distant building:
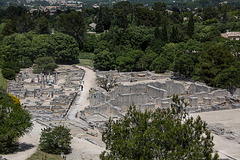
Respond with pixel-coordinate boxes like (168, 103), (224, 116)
(93, 4), (100, 8)
(89, 23), (96, 30)
(221, 31), (240, 40)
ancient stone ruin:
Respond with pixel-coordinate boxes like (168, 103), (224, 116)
(8, 65), (85, 120)
(81, 70), (240, 130)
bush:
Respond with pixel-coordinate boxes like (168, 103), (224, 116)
(39, 125), (72, 155)
(2, 68), (16, 80)
(0, 91), (33, 154)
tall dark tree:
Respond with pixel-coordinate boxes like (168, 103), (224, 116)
(202, 6), (218, 21)
(102, 7), (113, 30)
(170, 26), (181, 43)
(161, 25), (168, 42)
(187, 14), (194, 38)
(36, 16), (49, 34)
(154, 26), (161, 39)
(57, 12), (85, 49)
(152, 2), (166, 12)
(135, 7), (155, 27)
(96, 7), (104, 33)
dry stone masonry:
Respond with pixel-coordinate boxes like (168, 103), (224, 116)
(81, 70), (240, 128)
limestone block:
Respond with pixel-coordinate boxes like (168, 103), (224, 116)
(147, 85), (166, 99)
(189, 97), (198, 106)
(203, 97), (212, 105)
(193, 92), (209, 101)
(217, 96), (225, 103)
(211, 89), (229, 98)
(149, 82), (167, 90)
(188, 83), (212, 94)
(233, 88), (240, 97)
(161, 101), (170, 109)
(166, 81), (185, 96)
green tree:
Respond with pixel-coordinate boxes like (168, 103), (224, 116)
(137, 49), (158, 70)
(150, 56), (170, 73)
(194, 25), (220, 42)
(51, 33), (79, 64)
(152, 2), (166, 12)
(2, 19), (17, 36)
(173, 54), (195, 77)
(31, 34), (56, 59)
(135, 7), (155, 27)
(195, 45), (236, 87)
(100, 95), (219, 160)
(187, 14), (194, 38)
(33, 57), (58, 74)
(170, 26), (182, 43)
(2, 68), (16, 80)
(36, 16), (49, 34)
(0, 91), (33, 154)
(202, 6), (218, 21)
(94, 50), (116, 71)
(121, 26), (153, 50)
(39, 125), (72, 154)
(160, 25), (168, 42)
(96, 7), (104, 33)
(215, 65), (240, 91)
(57, 12), (85, 48)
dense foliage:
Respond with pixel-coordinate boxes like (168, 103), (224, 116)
(0, 90), (33, 154)
(33, 57), (58, 74)
(0, 2), (240, 88)
(100, 95), (219, 160)
(39, 125), (72, 155)
(2, 68), (16, 80)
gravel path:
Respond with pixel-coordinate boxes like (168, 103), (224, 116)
(66, 66), (104, 160)
(68, 66), (96, 120)
(1, 122), (44, 160)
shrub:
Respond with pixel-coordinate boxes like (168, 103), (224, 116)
(39, 125), (72, 155)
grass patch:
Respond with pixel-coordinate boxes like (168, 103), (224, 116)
(79, 52), (94, 59)
(0, 69), (8, 91)
(26, 149), (64, 160)
(78, 59), (94, 67)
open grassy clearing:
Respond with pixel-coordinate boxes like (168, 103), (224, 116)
(78, 59), (94, 67)
(79, 52), (94, 59)
(26, 149), (63, 160)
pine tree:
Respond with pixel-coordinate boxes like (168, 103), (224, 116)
(100, 95), (219, 160)
(96, 7), (104, 33)
(170, 25), (181, 43)
(154, 26), (161, 39)
(161, 25), (168, 42)
(187, 14), (194, 38)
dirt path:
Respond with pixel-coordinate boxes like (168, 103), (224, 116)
(1, 122), (44, 160)
(68, 66), (96, 119)
(67, 66), (104, 160)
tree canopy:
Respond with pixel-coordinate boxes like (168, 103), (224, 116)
(101, 95), (219, 160)
(33, 57), (58, 74)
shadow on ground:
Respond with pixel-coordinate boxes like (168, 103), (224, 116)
(17, 143), (35, 152)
